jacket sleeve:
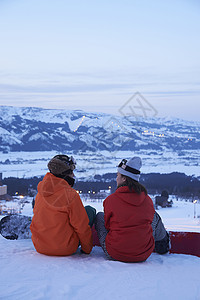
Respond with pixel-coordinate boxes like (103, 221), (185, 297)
(151, 211), (170, 254)
(69, 193), (93, 254)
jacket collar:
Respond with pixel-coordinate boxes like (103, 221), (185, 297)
(116, 185), (132, 193)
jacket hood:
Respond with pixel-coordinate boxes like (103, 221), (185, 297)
(36, 172), (77, 209)
(115, 185), (146, 206)
(37, 173), (69, 197)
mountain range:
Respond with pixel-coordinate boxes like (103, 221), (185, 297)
(0, 106), (199, 154)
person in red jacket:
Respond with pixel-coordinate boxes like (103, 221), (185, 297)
(30, 154), (96, 256)
(95, 157), (169, 262)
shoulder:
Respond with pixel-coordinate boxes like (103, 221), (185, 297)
(105, 190), (117, 200)
(64, 185), (80, 199)
(146, 194), (154, 204)
(103, 190), (119, 207)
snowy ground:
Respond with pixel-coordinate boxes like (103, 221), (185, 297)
(0, 198), (200, 300)
(0, 150), (199, 179)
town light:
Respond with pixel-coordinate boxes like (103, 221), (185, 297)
(193, 200), (198, 218)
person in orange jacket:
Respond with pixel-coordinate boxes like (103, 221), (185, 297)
(30, 154), (95, 256)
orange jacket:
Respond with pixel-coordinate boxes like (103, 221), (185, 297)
(30, 173), (92, 256)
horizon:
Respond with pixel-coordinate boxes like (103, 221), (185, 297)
(0, 103), (199, 123)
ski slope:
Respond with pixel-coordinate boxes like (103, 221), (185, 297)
(0, 198), (200, 300)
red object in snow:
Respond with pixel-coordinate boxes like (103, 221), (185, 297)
(92, 226), (200, 258)
(169, 231), (200, 257)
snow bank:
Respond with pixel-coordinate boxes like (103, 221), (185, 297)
(0, 235), (200, 300)
(1, 198), (200, 299)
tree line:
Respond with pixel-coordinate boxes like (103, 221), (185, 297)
(2, 172), (200, 199)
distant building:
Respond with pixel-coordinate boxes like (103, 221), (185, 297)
(0, 173), (7, 195)
(0, 185), (7, 196)
(0, 172), (11, 200)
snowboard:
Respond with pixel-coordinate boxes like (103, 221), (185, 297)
(1, 214), (200, 258)
(169, 231), (200, 257)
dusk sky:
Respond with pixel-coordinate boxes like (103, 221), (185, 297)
(0, 0), (199, 121)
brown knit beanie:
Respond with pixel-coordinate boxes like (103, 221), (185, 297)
(47, 155), (76, 176)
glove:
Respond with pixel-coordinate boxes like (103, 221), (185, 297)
(80, 249), (89, 255)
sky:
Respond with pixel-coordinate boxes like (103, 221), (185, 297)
(0, 0), (200, 121)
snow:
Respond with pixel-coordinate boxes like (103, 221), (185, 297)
(1, 150), (200, 179)
(1, 106), (200, 178)
(67, 116), (86, 132)
(1, 238), (200, 300)
(0, 128), (22, 145)
(0, 198), (200, 300)
(28, 133), (49, 142)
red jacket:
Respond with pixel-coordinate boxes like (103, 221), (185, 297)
(30, 173), (92, 256)
(103, 186), (155, 262)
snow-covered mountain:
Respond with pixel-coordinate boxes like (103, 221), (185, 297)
(0, 106), (199, 154)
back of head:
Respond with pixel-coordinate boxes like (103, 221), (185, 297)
(117, 157), (142, 182)
(48, 154), (76, 177)
(117, 156), (147, 194)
